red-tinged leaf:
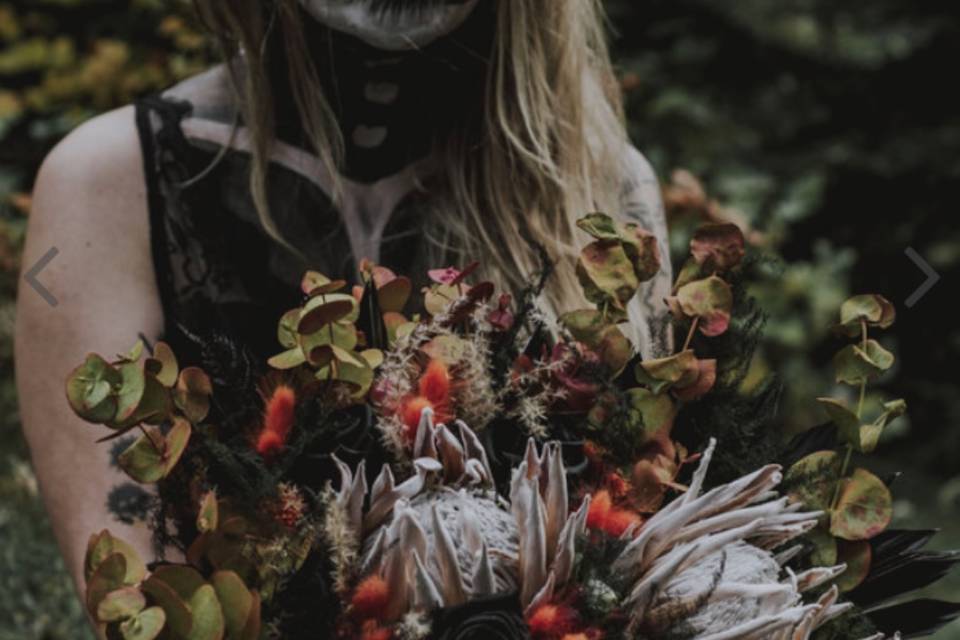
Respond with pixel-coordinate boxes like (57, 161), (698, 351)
(635, 350), (700, 394)
(298, 298), (356, 334)
(836, 539), (873, 592)
(831, 467), (893, 541)
(149, 565), (206, 601)
(576, 212), (620, 240)
(450, 261), (480, 285)
(626, 387), (677, 442)
(277, 309), (300, 349)
(784, 450), (842, 513)
(211, 571), (253, 639)
(671, 275), (733, 337)
(673, 359), (717, 401)
(376, 275), (412, 313)
(241, 591), (261, 640)
(690, 223), (745, 271)
(631, 459), (669, 513)
(673, 257), (704, 292)
(119, 606), (165, 640)
(423, 283), (459, 316)
(560, 309), (607, 346)
(146, 342), (179, 388)
(301, 271), (345, 296)
(267, 347), (306, 370)
(837, 294), (896, 337)
(97, 586), (146, 622)
(86, 553), (127, 616)
(817, 397), (862, 450)
(620, 222), (662, 282)
(84, 530), (147, 586)
(115, 362), (147, 423)
(141, 575), (192, 638)
(428, 262), (479, 286)
(187, 585), (225, 640)
(808, 527), (839, 567)
(197, 490), (218, 533)
(175, 367), (212, 422)
(833, 340), (895, 385)
(577, 240), (640, 308)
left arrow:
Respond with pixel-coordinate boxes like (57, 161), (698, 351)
(23, 246), (60, 307)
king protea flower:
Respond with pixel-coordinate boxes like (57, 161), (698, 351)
(334, 412), (889, 639)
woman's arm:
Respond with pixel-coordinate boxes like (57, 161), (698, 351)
(14, 105), (164, 594)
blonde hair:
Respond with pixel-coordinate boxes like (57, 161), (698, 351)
(193, 0), (628, 315)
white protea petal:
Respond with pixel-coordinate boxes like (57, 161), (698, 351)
(519, 478), (548, 607)
(523, 438), (541, 479)
(456, 420), (493, 484)
(411, 550), (444, 611)
(382, 542), (410, 620)
(435, 423), (466, 482)
(362, 456), (442, 531)
(333, 455), (367, 534)
(413, 406), (438, 459)
(394, 505), (429, 563)
(684, 437), (717, 503)
(525, 570), (556, 617)
(459, 504), (484, 556)
(551, 496), (590, 587)
(346, 422), (848, 638)
(792, 564), (847, 592)
(371, 463), (395, 505)
(360, 526), (387, 577)
(463, 458), (487, 485)
(471, 542), (496, 597)
(775, 544), (805, 566)
(431, 505), (467, 606)
(543, 442), (568, 561)
(695, 604), (819, 640)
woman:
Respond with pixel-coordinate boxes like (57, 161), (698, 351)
(15, 0), (671, 598)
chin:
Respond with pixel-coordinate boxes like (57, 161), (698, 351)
(299, 0), (482, 50)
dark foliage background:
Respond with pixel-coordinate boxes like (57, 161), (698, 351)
(1, 1), (957, 637)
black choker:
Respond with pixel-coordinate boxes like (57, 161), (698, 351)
(269, 2), (494, 183)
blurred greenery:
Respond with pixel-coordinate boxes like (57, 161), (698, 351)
(1, 0), (958, 638)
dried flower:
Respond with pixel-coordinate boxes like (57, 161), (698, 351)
(256, 385), (296, 458)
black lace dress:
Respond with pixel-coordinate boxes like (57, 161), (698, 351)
(135, 5), (671, 366)
(135, 7), (494, 363)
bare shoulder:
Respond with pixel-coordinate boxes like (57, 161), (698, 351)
(33, 105), (144, 227)
(23, 103), (160, 325)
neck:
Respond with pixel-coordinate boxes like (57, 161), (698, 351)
(271, 3), (494, 184)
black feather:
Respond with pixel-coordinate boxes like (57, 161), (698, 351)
(866, 599), (960, 638)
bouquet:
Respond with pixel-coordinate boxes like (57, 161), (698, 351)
(66, 213), (958, 639)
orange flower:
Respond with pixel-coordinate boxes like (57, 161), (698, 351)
(398, 359), (455, 443)
(351, 576), (390, 621)
(587, 489), (642, 538)
(527, 603), (578, 639)
(418, 359), (451, 405)
(400, 396), (434, 443)
(255, 385), (296, 458)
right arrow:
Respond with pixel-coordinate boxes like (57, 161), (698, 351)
(904, 247), (940, 308)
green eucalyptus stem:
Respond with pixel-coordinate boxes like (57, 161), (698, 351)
(833, 318), (871, 509)
(682, 316), (700, 351)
